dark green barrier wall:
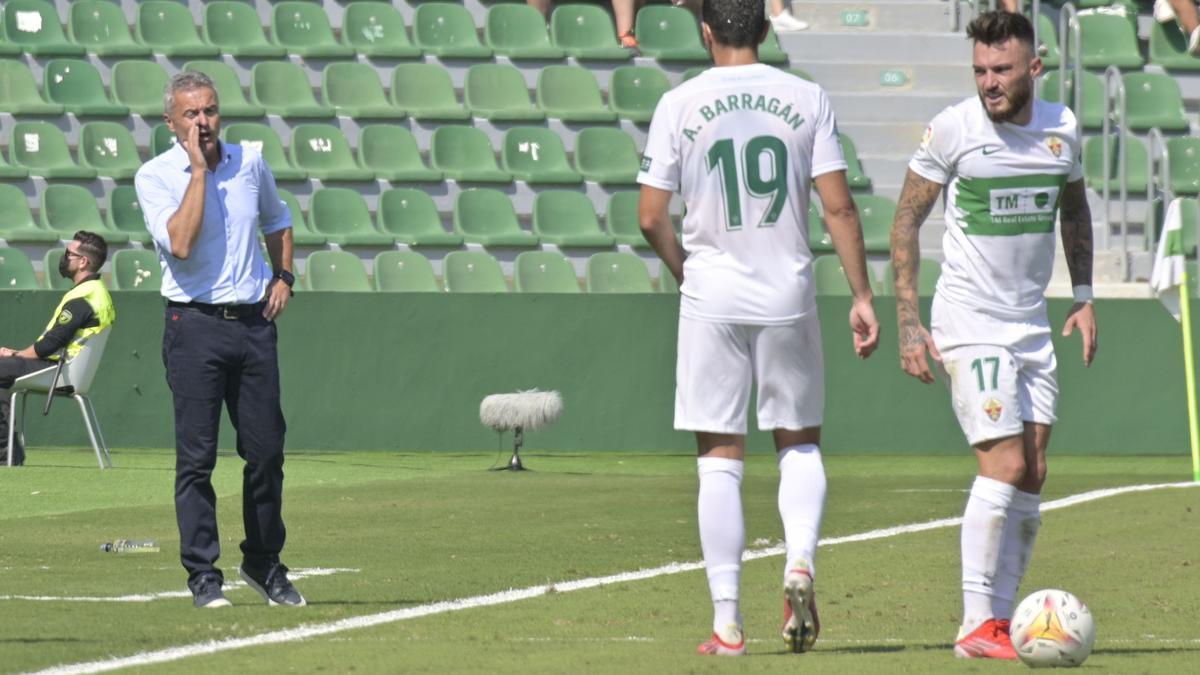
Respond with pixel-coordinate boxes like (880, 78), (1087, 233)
(0, 291), (1192, 455)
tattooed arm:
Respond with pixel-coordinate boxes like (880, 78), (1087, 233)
(890, 169), (944, 383)
(1058, 179), (1098, 366)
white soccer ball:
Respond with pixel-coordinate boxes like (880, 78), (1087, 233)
(1009, 589), (1096, 668)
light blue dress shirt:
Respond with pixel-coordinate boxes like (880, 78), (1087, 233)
(134, 141), (291, 304)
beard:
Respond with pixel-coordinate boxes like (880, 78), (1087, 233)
(58, 254), (72, 279)
(980, 77), (1032, 123)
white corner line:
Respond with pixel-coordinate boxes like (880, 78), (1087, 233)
(28, 481), (1198, 675)
(0, 568), (360, 604)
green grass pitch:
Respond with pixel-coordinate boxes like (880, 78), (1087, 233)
(1, 449), (1196, 673)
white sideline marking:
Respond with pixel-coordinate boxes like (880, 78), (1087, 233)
(0, 568), (358, 603)
(31, 481), (1198, 675)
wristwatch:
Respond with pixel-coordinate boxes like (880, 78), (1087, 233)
(274, 269), (295, 296)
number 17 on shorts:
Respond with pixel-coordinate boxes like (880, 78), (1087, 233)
(943, 346), (1023, 445)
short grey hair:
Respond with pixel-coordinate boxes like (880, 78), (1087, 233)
(164, 71), (218, 115)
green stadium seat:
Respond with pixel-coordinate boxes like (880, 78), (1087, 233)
(224, 122), (306, 181)
(1082, 133), (1149, 192)
(2, 0), (85, 56)
(605, 191), (648, 248)
(501, 127), (582, 184)
(182, 61), (265, 119)
(377, 188), (463, 246)
(485, 4), (566, 59)
(853, 195), (895, 254)
(0, 247), (38, 290)
(1040, 70), (1105, 130)
(9, 122), (97, 179)
(151, 124), (176, 156)
(453, 188), (538, 246)
(808, 201), (832, 253)
(514, 251), (580, 293)
(0, 60), (63, 115)
(609, 66), (670, 123)
(759, 26), (788, 65)
(276, 188), (327, 246)
(574, 127), (640, 185)
(1149, 20), (1200, 71)
(1070, 14), (1143, 69)
(290, 124), (376, 182)
(881, 258), (941, 297)
(683, 66), (708, 81)
(272, 1), (354, 58)
(305, 250), (371, 292)
(549, 4), (631, 61)
(110, 60), (169, 117)
(839, 133), (871, 190)
(40, 184), (128, 243)
(812, 254), (874, 296)
(0, 152), (29, 179)
(43, 59), (128, 117)
(390, 64), (470, 121)
(204, 1), (286, 58)
(536, 66), (616, 122)
(443, 250), (508, 292)
(342, 2), (422, 58)
(106, 185), (152, 245)
(464, 64), (544, 121)
(430, 126), (511, 183)
(373, 250), (440, 292)
(586, 251), (653, 293)
(657, 267), (678, 293)
(0, 184), (56, 244)
(634, 6), (710, 62)
(0, 13), (22, 55)
(43, 248), (72, 289)
(1122, 72), (1189, 132)
(68, 0), (151, 57)
(251, 62), (335, 119)
(412, 3), (493, 59)
(111, 249), (162, 292)
(1036, 14), (1060, 69)
(136, 1), (220, 57)
(308, 188), (394, 246)
(532, 191), (614, 247)
(322, 62), (404, 119)
(357, 126), (441, 183)
(1168, 138), (1200, 196)
(77, 121), (142, 179)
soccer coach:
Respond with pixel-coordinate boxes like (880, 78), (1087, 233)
(135, 72), (304, 609)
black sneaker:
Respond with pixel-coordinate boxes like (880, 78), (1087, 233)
(239, 564), (306, 606)
(191, 573), (232, 609)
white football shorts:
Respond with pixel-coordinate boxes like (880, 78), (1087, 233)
(931, 296), (1058, 446)
(674, 315), (824, 434)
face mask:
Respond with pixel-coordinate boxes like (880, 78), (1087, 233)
(59, 252), (73, 279)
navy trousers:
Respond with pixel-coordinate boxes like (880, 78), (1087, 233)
(162, 304), (287, 586)
(0, 356), (51, 448)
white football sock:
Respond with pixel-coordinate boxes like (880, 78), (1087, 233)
(777, 444), (826, 580)
(961, 475), (1016, 633)
(993, 489), (1041, 620)
(697, 457), (745, 633)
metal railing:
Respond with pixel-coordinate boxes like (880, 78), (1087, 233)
(1146, 128), (1173, 254)
(1057, 3), (1082, 118)
(1101, 65), (1128, 279)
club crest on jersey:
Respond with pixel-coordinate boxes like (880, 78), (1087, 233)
(921, 125), (933, 146)
(1046, 136), (1063, 157)
(983, 397), (1003, 422)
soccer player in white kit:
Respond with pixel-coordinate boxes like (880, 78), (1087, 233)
(889, 11), (1098, 660)
(637, 0), (880, 656)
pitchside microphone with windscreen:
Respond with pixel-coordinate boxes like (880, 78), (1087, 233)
(479, 390), (562, 471)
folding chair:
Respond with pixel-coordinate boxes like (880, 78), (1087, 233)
(7, 328), (112, 469)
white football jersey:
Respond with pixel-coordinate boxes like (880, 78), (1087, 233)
(909, 96), (1083, 322)
(637, 63), (847, 325)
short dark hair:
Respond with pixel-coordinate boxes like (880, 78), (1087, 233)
(702, 0), (767, 49)
(73, 231), (108, 272)
(966, 11), (1035, 50)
